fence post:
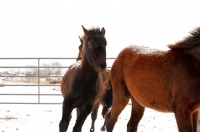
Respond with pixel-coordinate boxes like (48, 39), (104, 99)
(38, 58), (40, 104)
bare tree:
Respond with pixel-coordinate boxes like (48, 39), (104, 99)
(41, 63), (51, 76)
(51, 61), (62, 75)
(26, 65), (38, 76)
(41, 61), (62, 76)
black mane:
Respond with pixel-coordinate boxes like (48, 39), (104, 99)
(168, 27), (200, 49)
(85, 27), (102, 36)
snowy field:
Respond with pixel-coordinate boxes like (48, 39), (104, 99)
(0, 104), (179, 132)
(0, 85), (200, 132)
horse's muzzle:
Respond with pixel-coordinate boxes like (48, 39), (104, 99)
(95, 61), (107, 72)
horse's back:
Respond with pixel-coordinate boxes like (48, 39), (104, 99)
(111, 45), (163, 81)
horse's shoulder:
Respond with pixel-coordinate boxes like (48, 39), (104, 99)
(62, 61), (81, 81)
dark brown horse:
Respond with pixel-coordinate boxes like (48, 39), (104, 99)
(59, 25), (107, 132)
(61, 35), (110, 132)
(76, 36), (110, 132)
(105, 27), (200, 132)
(74, 36), (111, 132)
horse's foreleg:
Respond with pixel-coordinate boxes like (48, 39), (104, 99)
(59, 99), (73, 132)
(90, 102), (100, 132)
(106, 90), (130, 132)
(192, 111), (198, 132)
(173, 105), (193, 132)
(127, 97), (145, 132)
(73, 106), (93, 132)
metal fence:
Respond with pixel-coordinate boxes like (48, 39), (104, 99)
(0, 58), (115, 104)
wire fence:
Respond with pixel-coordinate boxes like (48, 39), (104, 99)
(0, 57), (115, 104)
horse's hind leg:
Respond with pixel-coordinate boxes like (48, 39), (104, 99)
(90, 102), (100, 132)
(59, 98), (74, 132)
(100, 105), (108, 131)
(101, 104), (111, 131)
(73, 105), (93, 132)
(192, 111), (198, 132)
(127, 97), (145, 132)
(101, 118), (106, 131)
(106, 83), (131, 132)
(173, 105), (193, 131)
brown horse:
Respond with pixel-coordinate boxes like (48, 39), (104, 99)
(105, 27), (200, 132)
(76, 36), (83, 61)
(61, 35), (110, 132)
(59, 25), (107, 132)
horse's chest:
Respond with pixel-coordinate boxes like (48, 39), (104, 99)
(69, 76), (100, 106)
(72, 87), (99, 109)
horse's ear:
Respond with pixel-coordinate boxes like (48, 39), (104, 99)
(78, 36), (83, 44)
(82, 25), (88, 35)
(101, 27), (105, 36)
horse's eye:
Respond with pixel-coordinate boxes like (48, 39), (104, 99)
(88, 42), (93, 48)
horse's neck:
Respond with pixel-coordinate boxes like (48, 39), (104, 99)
(80, 58), (98, 76)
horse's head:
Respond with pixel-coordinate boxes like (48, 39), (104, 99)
(76, 36), (83, 61)
(81, 25), (107, 72)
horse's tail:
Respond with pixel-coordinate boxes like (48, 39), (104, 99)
(95, 79), (112, 118)
(101, 81), (112, 117)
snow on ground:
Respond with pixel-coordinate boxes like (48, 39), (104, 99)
(0, 85), (200, 132)
(0, 104), (179, 132)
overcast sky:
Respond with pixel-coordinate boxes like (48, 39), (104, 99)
(1, 0), (200, 58)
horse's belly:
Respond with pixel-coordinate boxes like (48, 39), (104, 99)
(130, 87), (173, 112)
(141, 100), (172, 112)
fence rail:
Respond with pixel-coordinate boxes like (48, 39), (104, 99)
(0, 57), (115, 104)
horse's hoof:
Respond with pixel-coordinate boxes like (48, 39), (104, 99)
(90, 129), (94, 132)
(100, 127), (105, 131)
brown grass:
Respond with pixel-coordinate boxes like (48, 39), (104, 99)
(0, 115), (18, 120)
(3, 77), (52, 84)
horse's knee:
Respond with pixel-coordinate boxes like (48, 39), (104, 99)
(102, 106), (109, 118)
(59, 119), (68, 132)
(60, 100), (73, 132)
(74, 107), (93, 132)
(91, 111), (98, 120)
